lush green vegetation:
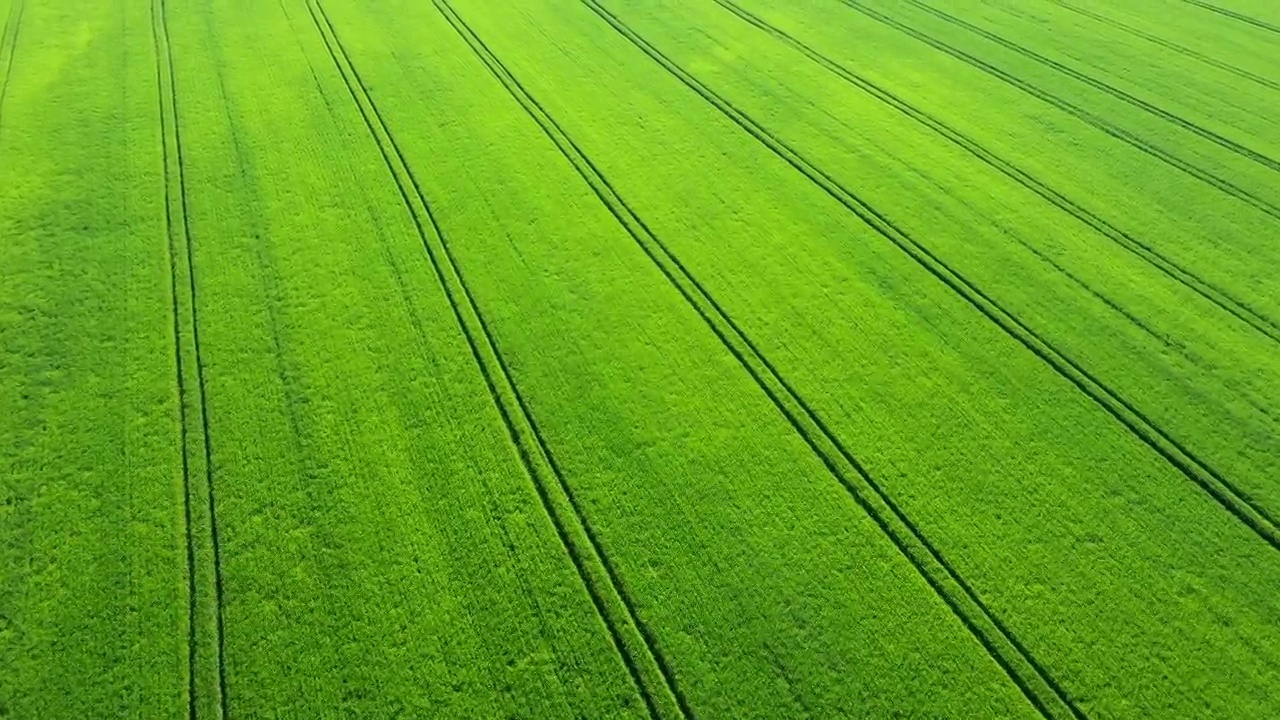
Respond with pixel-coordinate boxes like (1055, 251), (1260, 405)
(2, 0), (1278, 717)
(0, 0), (187, 715)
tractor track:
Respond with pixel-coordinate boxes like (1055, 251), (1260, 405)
(1050, 0), (1280, 92)
(446, 0), (1100, 716)
(305, 2), (688, 717)
(149, 0), (198, 711)
(0, 0), (25, 137)
(1180, 0), (1280, 36)
(712, 0), (1280, 347)
(152, 0), (229, 714)
(585, 0), (1280, 550)
(838, 0), (1280, 223)
(898, 0), (1280, 175)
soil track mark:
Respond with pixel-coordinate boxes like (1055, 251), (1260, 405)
(586, 0), (1280, 551)
(837, 0), (1280, 223)
(304, 2), (688, 717)
(712, 0), (1280, 347)
(152, 0), (229, 715)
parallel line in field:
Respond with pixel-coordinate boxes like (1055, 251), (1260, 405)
(1179, 0), (1280, 35)
(1050, 0), (1280, 92)
(148, 1), (199, 715)
(581, 4), (1095, 719)
(900, 0), (1280, 175)
(0, 0), (24, 136)
(304, 4), (687, 718)
(836, 0), (1280, 223)
(713, 0), (1280, 349)
(275, 7), (597, 704)
(589, 0), (1280, 557)
(153, 0), (230, 715)
(455, 0), (1082, 714)
(275, 8), (592, 709)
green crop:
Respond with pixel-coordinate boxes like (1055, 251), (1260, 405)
(3, 0), (1278, 717)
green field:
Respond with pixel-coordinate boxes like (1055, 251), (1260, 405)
(2, 0), (1278, 717)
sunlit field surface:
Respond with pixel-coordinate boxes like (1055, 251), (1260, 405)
(2, 0), (1278, 717)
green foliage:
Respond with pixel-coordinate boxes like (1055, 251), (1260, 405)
(0, 0), (187, 716)
(3, 0), (1278, 717)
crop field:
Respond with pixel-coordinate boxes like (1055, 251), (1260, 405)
(1, 0), (1278, 717)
